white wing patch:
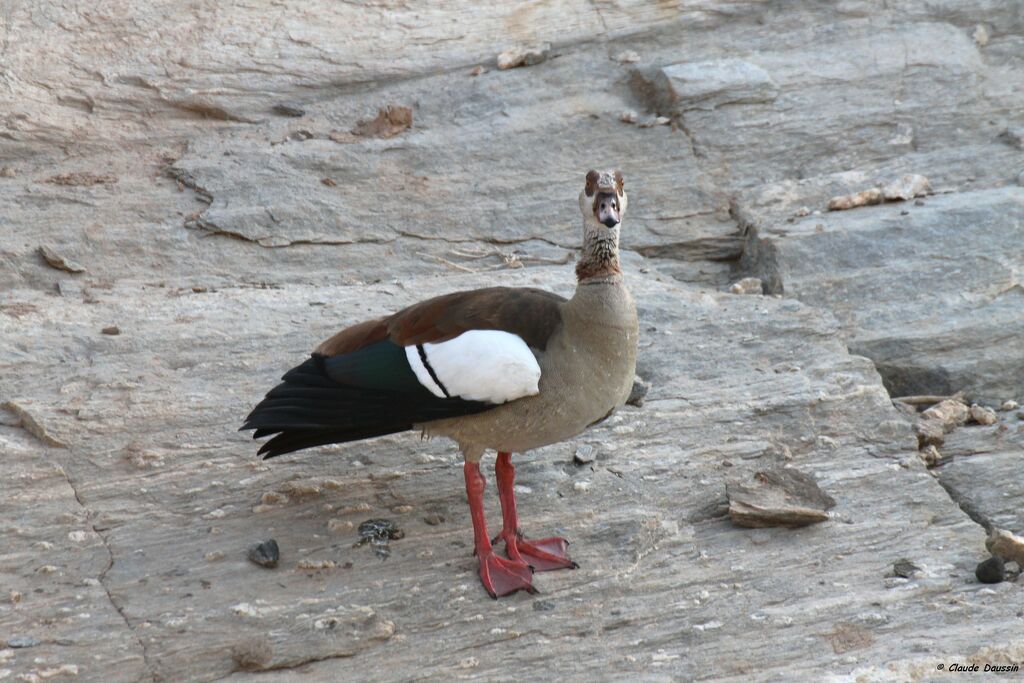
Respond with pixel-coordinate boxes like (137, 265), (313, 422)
(404, 330), (541, 404)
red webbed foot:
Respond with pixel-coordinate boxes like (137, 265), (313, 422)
(497, 532), (578, 572)
(491, 453), (579, 573)
(478, 551), (536, 598)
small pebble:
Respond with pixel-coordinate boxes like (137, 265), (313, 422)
(532, 600), (556, 611)
(615, 50), (640, 64)
(573, 444), (596, 465)
(423, 512), (445, 526)
(972, 24), (990, 47)
(101, 325), (120, 336)
(970, 404), (997, 425)
(1000, 399), (1019, 411)
(247, 539), (280, 568)
(729, 277), (763, 295)
(975, 555), (1005, 584)
(496, 44), (549, 70)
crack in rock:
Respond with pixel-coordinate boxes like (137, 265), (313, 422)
(936, 476), (994, 533)
(57, 464), (155, 680)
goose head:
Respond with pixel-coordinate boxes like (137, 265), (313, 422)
(579, 169), (627, 228)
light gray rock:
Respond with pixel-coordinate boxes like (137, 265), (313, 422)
(633, 21), (1015, 192)
(881, 174), (931, 201)
(740, 189), (1024, 405)
(633, 58), (778, 113)
(937, 416), (1024, 538)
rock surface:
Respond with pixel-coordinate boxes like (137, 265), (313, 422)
(2, 1), (1023, 682)
(741, 190), (1024, 405)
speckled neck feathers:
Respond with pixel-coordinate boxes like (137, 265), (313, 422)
(575, 221), (622, 282)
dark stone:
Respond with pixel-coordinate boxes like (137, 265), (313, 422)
(247, 539), (280, 568)
(101, 325), (121, 335)
(532, 600), (556, 612)
(892, 559), (921, 578)
(272, 104), (306, 117)
(975, 555), (1005, 584)
(626, 377), (650, 407)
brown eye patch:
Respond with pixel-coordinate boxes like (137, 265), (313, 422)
(585, 170), (599, 197)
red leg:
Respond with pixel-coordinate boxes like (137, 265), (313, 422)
(493, 452), (577, 572)
(463, 461), (534, 598)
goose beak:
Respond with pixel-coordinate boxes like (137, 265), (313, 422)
(595, 191), (621, 228)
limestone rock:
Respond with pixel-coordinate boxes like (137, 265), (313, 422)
(633, 59), (778, 113)
(922, 399), (971, 432)
(497, 44), (550, 70)
(969, 404), (997, 426)
(729, 277), (763, 295)
(727, 468), (836, 528)
(38, 246), (85, 273)
(986, 529), (1024, 566)
(881, 174), (931, 201)
(742, 190), (1024, 405)
(828, 188), (883, 211)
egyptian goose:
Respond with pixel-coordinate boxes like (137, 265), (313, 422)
(243, 169), (638, 597)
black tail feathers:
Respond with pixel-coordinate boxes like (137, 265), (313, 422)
(241, 355), (490, 459)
